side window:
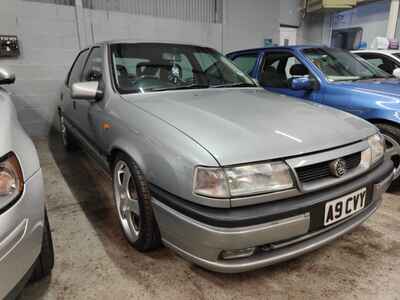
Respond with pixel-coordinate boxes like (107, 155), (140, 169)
(174, 54), (194, 81)
(260, 52), (309, 88)
(360, 54), (396, 74)
(232, 53), (258, 75)
(67, 50), (89, 87)
(82, 47), (103, 82)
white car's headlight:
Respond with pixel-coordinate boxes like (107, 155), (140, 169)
(193, 162), (294, 198)
(368, 133), (385, 164)
(0, 153), (24, 202)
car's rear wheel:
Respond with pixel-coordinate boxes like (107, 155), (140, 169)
(59, 112), (78, 151)
(375, 123), (400, 186)
(112, 152), (161, 251)
(30, 210), (54, 282)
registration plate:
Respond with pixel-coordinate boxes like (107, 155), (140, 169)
(324, 188), (367, 226)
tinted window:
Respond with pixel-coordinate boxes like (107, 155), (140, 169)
(260, 52), (309, 88)
(232, 54), (258, 74)
(82, 47), (103, 82)
(67, 49), (89, 87)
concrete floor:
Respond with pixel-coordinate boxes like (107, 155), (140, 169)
(19, 134), (400, 300)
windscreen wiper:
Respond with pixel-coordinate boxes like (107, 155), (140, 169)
(148, 83), (210, 92)
(211, 82), (256, 88)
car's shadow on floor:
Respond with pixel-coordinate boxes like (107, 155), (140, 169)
(29, 130), (397, 299)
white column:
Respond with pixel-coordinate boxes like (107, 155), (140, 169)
(387, 0), (400, 39)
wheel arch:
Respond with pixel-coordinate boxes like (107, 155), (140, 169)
(108, 142), (148, 176)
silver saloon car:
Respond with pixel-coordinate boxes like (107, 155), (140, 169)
(59, 41), (394, 273)
(0, 69), (54, 298)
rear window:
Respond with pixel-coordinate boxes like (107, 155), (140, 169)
(232, 54), (258, 75)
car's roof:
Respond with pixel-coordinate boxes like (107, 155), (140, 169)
(352, 49), (400, 54)
(227, 45), (328, 55)
(91, 39), (212, 48)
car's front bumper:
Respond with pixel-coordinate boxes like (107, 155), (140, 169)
(151, 160), (393, 273)
(0, 169), (45, 299)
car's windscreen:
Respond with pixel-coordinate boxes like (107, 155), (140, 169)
(110, 43), (256, 94)
(393, 53), (400, 60)
(302, 48), (390, 82)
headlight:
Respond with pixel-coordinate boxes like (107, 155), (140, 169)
(0, 153), (24, 202)
(225, 162), (293, 197)
(368, 133), (384, 164)
(193, 162), (294, 198)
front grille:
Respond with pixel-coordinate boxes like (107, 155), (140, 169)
(296, 152), (361, 183)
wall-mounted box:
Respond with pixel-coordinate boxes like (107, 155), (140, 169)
(0, 35), (20, 58)
(306, 0), (357, 13)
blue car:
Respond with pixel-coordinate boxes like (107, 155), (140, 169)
(227, 46), (400, 185)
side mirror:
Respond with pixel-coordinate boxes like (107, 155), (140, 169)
(290, 77), (315, 91)
(0, 68), (15, 85)
(393, 68), (400, 79)
(71, 81), (103, 100)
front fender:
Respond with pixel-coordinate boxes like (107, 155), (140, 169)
(106, 100), (229, 208)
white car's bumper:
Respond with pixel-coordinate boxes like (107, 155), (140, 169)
(0, 169), (45, 299)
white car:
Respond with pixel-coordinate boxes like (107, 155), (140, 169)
(0, 68), (54, 298)
(352, 49), (400, 78)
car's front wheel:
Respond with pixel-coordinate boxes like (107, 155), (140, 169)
(112, 152), (161, 251)
(375, 123), (400, 186)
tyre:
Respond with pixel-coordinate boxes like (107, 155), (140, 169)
(30, 210), (55, 282)
(112, 152), (161, 251)
(375, 123), (400, 187)
(59, 112), (78, 151)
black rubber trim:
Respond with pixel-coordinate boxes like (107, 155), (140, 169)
(150, 160), (393, 228)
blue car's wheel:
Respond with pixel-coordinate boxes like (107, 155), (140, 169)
(376, 123), (400, 185)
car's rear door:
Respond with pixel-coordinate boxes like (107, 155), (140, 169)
(228, 51), (261, 79)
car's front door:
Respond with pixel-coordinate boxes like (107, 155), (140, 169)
(258, 51), (323, 102)
(74, 46), (106, 154)
(62, 48), (89, 130)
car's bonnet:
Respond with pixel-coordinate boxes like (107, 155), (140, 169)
(334, 78), (400, 97)
(122, 88), (376, 166)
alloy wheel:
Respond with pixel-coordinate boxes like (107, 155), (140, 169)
(113, 160), (141, 242)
